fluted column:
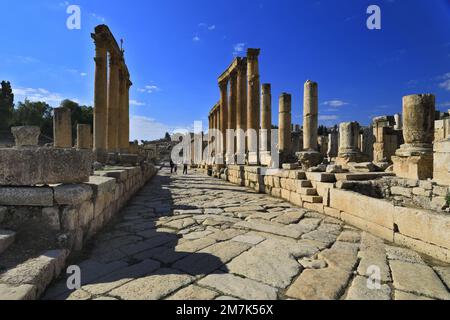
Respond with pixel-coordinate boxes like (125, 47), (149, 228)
(236, 58), (247, 164)
(107, 53), (120, 152)
(247, 49), (261, 165)
(92, 37), (108, 159)
(118, 68), (128, 153)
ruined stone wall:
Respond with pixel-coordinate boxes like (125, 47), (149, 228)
(220, 166), (450, 263)
(0, 164), (158, 299)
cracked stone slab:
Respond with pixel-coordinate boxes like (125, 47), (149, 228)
(346, 276), (391, 300)
(166, 285), (219, 300)
(198, 272), (278, 300)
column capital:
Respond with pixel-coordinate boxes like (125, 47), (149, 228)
(247, 48), (260, 60)
(219, 78), (229, 91)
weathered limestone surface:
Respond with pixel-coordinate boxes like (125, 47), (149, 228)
(0, 148), (93, 186)
(41, 167), (449, 301)
(11, 126), (40, 147)
(53, 108), (72, 148)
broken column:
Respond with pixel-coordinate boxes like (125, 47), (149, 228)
(373, 116), (401, 166)
(53, 107), (72, 148)
(297, 80), (323, 169)
(336, 121), (367, 165)
(327, 129), (339, 160)
(394, 113), (403, 130)
(392, 94), (435, 180)
(318, 136), (329, 158)
(247, 48), (261, 165)
(77, 124), (93, 150)
(360, 126), (374, 161)
(260, 83), (272, 166)
(278, 93), (292, 165)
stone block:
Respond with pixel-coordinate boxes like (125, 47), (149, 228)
(324, 207), (341, 219)
(0, 187), (53, 206)
(394, 206), (450, 249)
(341, 211), (394, 242)
(53, 184), (93, 205)
(305, 172), (336, 183)
(87, 176), (116, 195)
(0, 230), (16, 255)
(433, 139), (450, 186)
(0, 147), (93, 186)
(0, 283), (37, 300)
(41, 207), (60, 230)
(394, 233), (450, 264)
(329, 189), (394, 229)
(78, 201), (94, 227)
(61, 207), (79, 231)
(391, 186), (412, 197)
(392, 154), (433, 181)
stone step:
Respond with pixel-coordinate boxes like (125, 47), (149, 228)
(297, 180), (313, 188)
(0, 230), (16, 255)
(298, 188), (318, 196)
(302, 195), (323, 204)
(305, 172), (336, 183)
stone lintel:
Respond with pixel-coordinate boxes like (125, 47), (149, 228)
(218, 57), (242, 83)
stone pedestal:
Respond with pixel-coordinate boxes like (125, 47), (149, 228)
(392, 94), (435, 180)
(77, 124), (93, 150)
(53, 107), (72, 148)
(433, 139), (450, 186)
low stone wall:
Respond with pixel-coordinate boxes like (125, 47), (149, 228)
(0, 163), (158, 299)
(220, 165), (450, 263)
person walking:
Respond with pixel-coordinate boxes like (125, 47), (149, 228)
(170, 160), (175, 174)
(183, 162), (188, 175)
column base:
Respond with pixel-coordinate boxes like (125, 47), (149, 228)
(296, 150), (323, 170)
(247, 152), (259, 165)
(260, 151), (272, 167)
(392, 153), (433, 180)
(235, 153), (246, 166)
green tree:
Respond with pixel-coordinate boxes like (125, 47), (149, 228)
(60, 99), (93, 139)
(0, 81), (14, 129)
(164, 132), (171, 141)
(12, 99), (53, 137)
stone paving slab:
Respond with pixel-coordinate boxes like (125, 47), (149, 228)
(41, 167), (450, 300)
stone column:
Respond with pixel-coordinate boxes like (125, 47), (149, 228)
(393, 94), (435, 180)
(303, 80), (318, 151)
(297, 80), (323, 168)
(53, 107), (72, 148)
(77, 124), (93, 149)
(338, 122), (361, 157)
(227, 71), (237, 164)
(361, 126), (374, 161)
(236, 58), (247, 165)
(218, 79), (228, 164)
(278, 93), (292, 162)
(394, 113), (403, 130)
(92, 37), (108, 160)
(124, 79), (132, 152)
(318, 136), (329, 158)
(118, 68), (128, 153)
(327, 130), (339, 159)
(107, 53), (120, 153)
(260, 84), (272, 166)
(246, 49), (261, 165)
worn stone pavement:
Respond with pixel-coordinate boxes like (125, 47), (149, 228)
(43, 167), (450, 300)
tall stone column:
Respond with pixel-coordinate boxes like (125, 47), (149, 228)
(77, 124), (93, 150)
(278, 93), (292, 163)
(247, 49), (261, 165)
(92, 37), (108, 160)
(53, 107), (72, 148)
(303, 80), (318, 151)
(236, 58), (247, 165)
(393, 94), (435, 180)
(118, 69), (128, 153)
(260, 84), (272, 166)
(107, 53), (120, 153)
(227, 71), (237, 164)
(297, 80), (323, 169)
(124, 79), (132, 152)
(218, 79), (228, 165)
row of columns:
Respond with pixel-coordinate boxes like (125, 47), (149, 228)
(92, 25), (132, 160)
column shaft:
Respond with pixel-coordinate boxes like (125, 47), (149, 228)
(246, 49), (261, 164)
(303, 80), (318, 151)
(93, 42), (108, 155)
(219, 80), (228, 162)
(107, 54), (120, 152)
(278, 93), (292, 155)
(261, 83), (272, 151)
(53, 107), (72, 148)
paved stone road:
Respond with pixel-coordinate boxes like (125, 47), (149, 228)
(43, 167), (450, 300)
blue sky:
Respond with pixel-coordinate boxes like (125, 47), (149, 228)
(0, 0), (449, 140)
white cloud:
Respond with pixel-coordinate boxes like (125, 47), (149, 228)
(233, 43), (246, 55)
(322, 100), (349, 107)
(438, 102), (450, 108)
(13, 87), (69, 106)
(439, 73), (450, 91)
(80, 72), (87, 77)
(91, 13), (106, 23)
(319, 115), (339, 121)
(130, 100), (146, 106)
(208, 25), (216, 31)
(193, 36), (201, 42)
(137, 85), (160, 94)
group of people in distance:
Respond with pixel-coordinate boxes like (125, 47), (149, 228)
(169, 160), (189, 175)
